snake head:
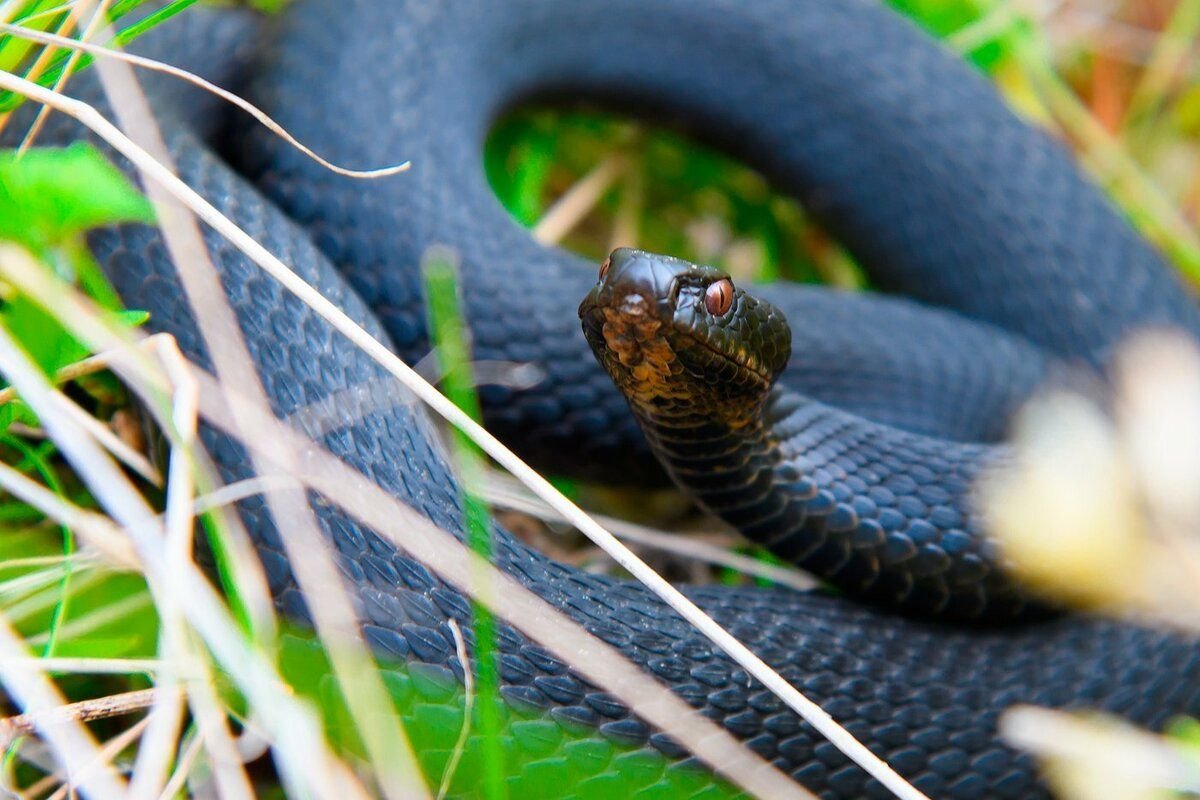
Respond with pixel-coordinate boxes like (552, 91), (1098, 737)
(579, 248), (791, 426)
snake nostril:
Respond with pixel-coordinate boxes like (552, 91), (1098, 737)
(619, 293), (648, 316)
(598, 255), (612, 281)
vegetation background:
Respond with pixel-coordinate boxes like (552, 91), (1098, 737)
(0, 0), (1197, 798)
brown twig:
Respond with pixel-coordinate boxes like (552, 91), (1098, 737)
(0, 688), (157, 750)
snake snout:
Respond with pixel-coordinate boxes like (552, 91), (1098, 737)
(597, 248), (689, 308)
(579, 248), (683, 344)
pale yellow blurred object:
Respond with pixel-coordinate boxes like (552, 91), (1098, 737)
(1115, 330), (1200, 535)
(986, 331), (1200, 798)
(980, 329), (1200, 618)
(1001, 706), (1200, 800)
(981, 390), (1145, 609)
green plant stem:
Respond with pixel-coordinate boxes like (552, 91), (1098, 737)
(422, 247), (506, 800)
(1122, 0), (1200, 144)
(0, 430), (74, 659)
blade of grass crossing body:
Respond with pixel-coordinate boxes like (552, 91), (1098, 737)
(421, 246), (505, 800)
(198, 503), (262, 641)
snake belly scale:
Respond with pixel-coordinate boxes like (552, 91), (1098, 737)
(7, 0), (1200, 797)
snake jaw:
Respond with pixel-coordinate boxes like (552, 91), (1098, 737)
(580, 281), (686, 409)
(599, 303), (688, 401)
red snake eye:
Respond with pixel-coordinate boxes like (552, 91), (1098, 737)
(704, 279), (734, 316)
(598, 256), (612, 281)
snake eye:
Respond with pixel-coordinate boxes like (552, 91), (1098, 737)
(704, 279), (734, 316)
(598, 255), (612, 281)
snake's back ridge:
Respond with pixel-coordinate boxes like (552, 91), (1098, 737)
(6, 0), (1200, 797)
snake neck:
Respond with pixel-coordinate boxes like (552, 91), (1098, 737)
(633, 385), (1042, 621)
(630, 389), (783, 532)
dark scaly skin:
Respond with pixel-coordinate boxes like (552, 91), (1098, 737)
(231, 0), (1113, 482)
(582, 249), (1030, 621)
(7, 3), (1200, 798)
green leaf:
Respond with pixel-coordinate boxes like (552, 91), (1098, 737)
(0, 1), (190, 112)
(0, 398), (38, 431)
(887, 0), (1012, 71)
(0, 144), (154, 251)
(112, 308), (150, 327)
(0, 294), (89, 375)
(0, 1), (81, 74)
(51, 635), (146, 659)
(66, 242), (125, 311)
(1169, 716), (1200, 748)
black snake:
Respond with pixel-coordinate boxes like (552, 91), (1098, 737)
(10, 0), (1200, 797)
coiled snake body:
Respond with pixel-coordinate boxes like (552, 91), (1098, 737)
(13, 0), (1200, 797)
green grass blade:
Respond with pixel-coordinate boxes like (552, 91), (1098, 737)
(422, 246), (506, 799)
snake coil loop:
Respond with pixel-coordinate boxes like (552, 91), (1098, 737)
(10, 0), (1200, 796)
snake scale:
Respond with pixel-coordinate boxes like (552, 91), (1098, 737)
(10, 0), (1200, 797)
